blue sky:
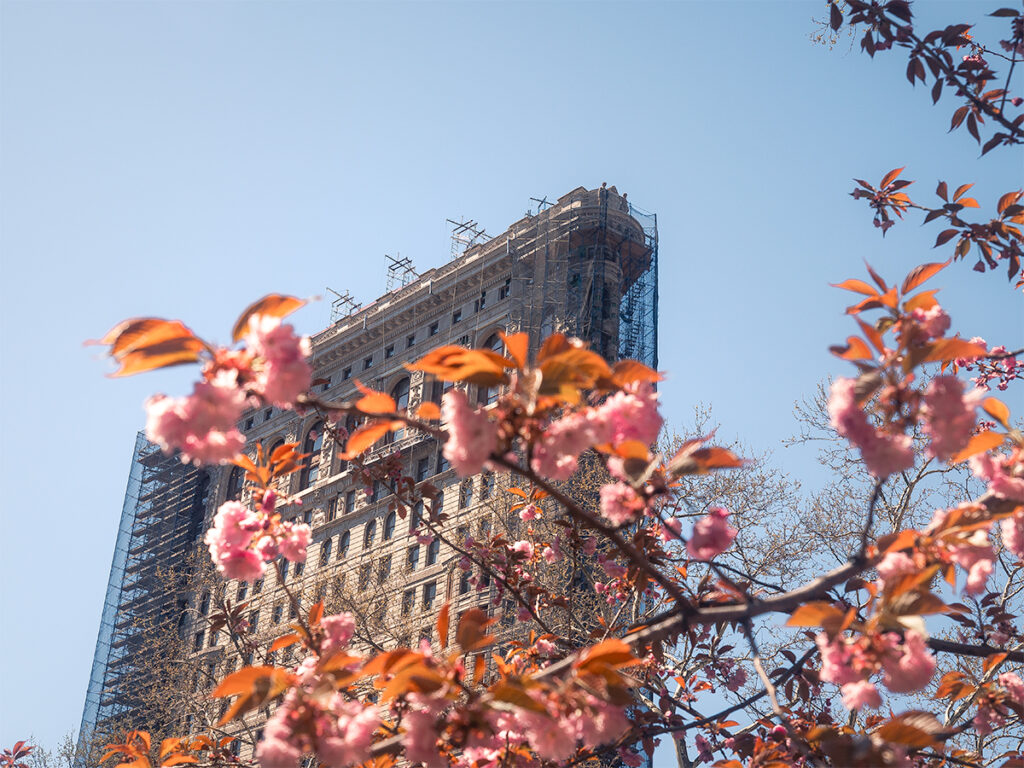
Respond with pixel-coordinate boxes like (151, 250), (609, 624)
(1, 0), (1020, 754)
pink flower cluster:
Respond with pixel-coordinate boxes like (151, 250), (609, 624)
(204, 493), (311, 581)
(687, 507), (737, 560)
(970, 446), (1024, 503)
(145, 372), (246, 464)
(827, 377), (914, 477)
(257, 688), (377, 768)
(956, 338), (1022, 391)
(245, 315), (312, 407)
(816, 629), (935, 710)
(974, 673), (1024, 735)
(599, 482), (646, 526)
(910, 305), (951, 341)
(441, 390), (498, 476)
(532, 382), (662, 481)
(925, 507), (996, 595)
(921, 376), (980, 461)
(1001, 511), (1024, 562)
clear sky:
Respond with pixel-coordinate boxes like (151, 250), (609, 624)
(0, 0), (1020, 754)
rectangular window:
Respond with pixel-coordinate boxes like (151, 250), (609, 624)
(253, 578), (263, 595)
(378, 555), (392, 584)
(480, 473), (494, 500)
(457, 525), (469, 544)
(416, 457), (429, 482)
(410, 501), (423, 532)
(294, 560), (305, 577)
(475, 291), (486, 312)
(194, 630), (205, 651)
(342, 367), (352, 380)
(423, 581), (437, 610)
(363, 356), (373, 370)
(407, 334), (416, 348)
(499, 277), (511, 300)
(236, 582), (247, 601)
(402, 588), (415, 616)
(273, 603), (284, 624)
(437, 452), (450, 474)
(248, 609), (259, 632)
(457, 335), (470, 347)
(327, 497), (338, 522)
(208, 629), (218, 648)
(385, 344), (394, 359)
(407, 544), (420, 572)
(452, 309), (462, 324)
(303, 508), (312, 525)
(358, 564), (371, 590)
(459, 571), (471, 595)
(459, 480), (473, 509)
(427, 538), (440, 566)
(244, 416), (254, 430)
(429, 321), (439, 336)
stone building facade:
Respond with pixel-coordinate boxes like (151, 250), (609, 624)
(79, 185), (658, 759)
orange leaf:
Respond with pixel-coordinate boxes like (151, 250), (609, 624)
(437, 603), (450, 648)
(950, 430), (1005, 464)
(922, 338), (988, 364)
(901, 260), (951, 294)
(953, 183), (974, 202)
(982, 398), (1010, 429)
(161, 757), (199, 767)
(111, 339), (207, 377)
(269, 634), (300, 653)
(610, 359), (663, 387)
(93, 318), (206, 377)
(983, 652), (1008, 675)
(880, 167), (905, 189)
(456, 607), (496, 652)
(831, 278), (879, 296)
(573, 638), (637, 671)
(231, 294), (306, 342)
(957, 197), (980, 208)
(499, 331), (529, 369)
(785, 601), (844, 628)
(211, 665), (280, 698)
(342, 421), (398, 459)
(830, 336), (875, 362)
(874, 711), (946, 749)
(904, 290), (940, 313)
(668, 440), (744, 476)
(354, 381), (397, 414)
(997, 190), (1022, 214)
(877, 529), (918, 555)
(408, 346), (510, 386)
(416, 402), (441, 420)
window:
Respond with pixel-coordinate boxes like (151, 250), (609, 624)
(280, 560), (288, 582)
(416, 457), (430, 482)
(300, 423), (324, 490)
(339, 530), (350, 558)
(479, 334), (504, 405)
(342, 367), (352, 380)
(236, 583), (247, 601)
(479, 517), (492, 539)
(429, 321), (439, 337)
(326, 497), (337, 522)
(253, 578), (263, 595)
(459, 571), (471, 595)
(358, 564), (371, 590)
(459, 480), (473, 509)
(410, 500), (423, 532)
(194, 631), (205, 651)
(345, 490), (356, 514)
(474, 290), (486, 312)
(226, 465), (245, 501)
(402, 589), (415, 616)
(427, 538), (440, 566)
(364, 520), (377, 548)
(457, 334), (470, 347)
(294, 561), (305, 577)
(385, 344), (394, 359)
(407, 334), (416, 349)
(372, 480), (385, 501)
(430, 492), (444, 519)
(264, 408), (274, 421)
(480, 473), (494, 500)
(423, 581), (437, 609)
(437, 452), (450, 474)
(303, 507), (312, 525)
(199, 590), (210, 615)
(363, 356), (373, 370)
(320, 538), (333, 566)
(407, 544), (420, 571)
(289, 601), (298, 620)
(248, 609), (259, 633)
(391, 378), (410, 411)
(378, 555), (391, 584)
(383, 511), (396, 540)
(499, 277), (511, 300)
(244, 416), (254, 430)
(452, 309), (462, 324)
(208, 629), (218, 648)
(457, 525), (469, 544)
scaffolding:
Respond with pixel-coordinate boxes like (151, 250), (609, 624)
(78, 434), (210, 755)
(508, 186), (658, 365)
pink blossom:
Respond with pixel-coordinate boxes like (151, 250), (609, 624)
(971, 448), (1024, 501)
(520, 503), (539, 521)
(686, 507), (737, 560)
(279, 522), (312, 563)
(694, 734), (713, 764)
(536, 638), (556, 655)
(815, 634), (859, 687)
(145, 373), (246, 465)
(581, 537), (597, 555)
(441, 390), (497, 477)
(541, 546), (559, 564)
(321, 613), (356, 657)
(204, 501), (265, 581)
(599, 482), (645, 526)
(402, 708), (443, 768)
(246, 315), (312, 407)
(596, 381), (662, 446)
(511, 540), (534, 560)
(255, 704), (302, 768)
(999, 672), (1024, 705)
(531, 411), (604, 481)
(882, 631), (935, 693)
(911, 305), (951, 340)
(661, 517), (683, 542)
(950, 529), (995, 595)
(828, 378), (914, 477)
(517, 710), (576, 762)
(618, 750), (643, 767)
(922, 376), (979, 461)
(841, 679), (882, 710)
(876, 551), (916, 585)
(1001, 511), (1024, 561)
(320, 698), (378, 767)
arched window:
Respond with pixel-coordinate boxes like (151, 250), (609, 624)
(225, 465), (245, 501)
(386, 378), (411, 443)
(319, 537), (333, 566)
(338, 530), (350, 559)
(300, 423), (324, 490)
(478, 334), (505, 405)
(383, 510), (397, 540)
(364, 520), (377, 549)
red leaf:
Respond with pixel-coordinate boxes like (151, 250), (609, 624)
(231, 294), (306, 343)
(880, 167), (905, 189)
